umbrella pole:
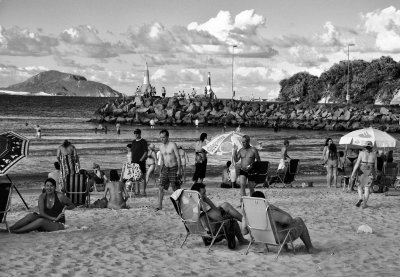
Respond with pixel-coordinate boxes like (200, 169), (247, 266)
(6, 174), (29, 210)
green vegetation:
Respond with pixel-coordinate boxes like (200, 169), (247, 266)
(278, 56), (400, 104)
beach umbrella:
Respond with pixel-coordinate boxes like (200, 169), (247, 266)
(0, 131), (30, 175)
(202, 131), (261, 155)
(339, 127), (398, 149)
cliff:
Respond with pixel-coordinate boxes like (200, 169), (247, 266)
(2, 70), (123, 97)
(91, 96), (400, 133)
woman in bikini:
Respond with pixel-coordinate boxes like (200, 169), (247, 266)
(351, 141), (377, 209)
(104, 170), (128, 209)
(145, 143), (157, 189)
(323, 143), (339, 188)
(10, 178), (74, 233)
(193, 133), (208, 184)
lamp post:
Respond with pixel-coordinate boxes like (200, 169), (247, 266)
(346, 43), (355, 104)
(231, 45), (237, 99)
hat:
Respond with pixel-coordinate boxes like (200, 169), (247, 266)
(93, 163), (100, 169)
(133, 129), (141, 134)
(363, 141), (373, 147)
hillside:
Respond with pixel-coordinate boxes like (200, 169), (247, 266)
(2, 70), (123, 97)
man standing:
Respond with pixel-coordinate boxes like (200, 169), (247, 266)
(278, 139), (291, 171)
(131, 129), (148, 196)
(116, 123), (121, 135)
(232, 135), (261, 199)
(351, 141), (377, 209)
(155, 129), (182, 211)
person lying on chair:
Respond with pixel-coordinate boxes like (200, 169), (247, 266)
(191, 183), (249, 246)
(241, 191), (317, 254)
(10, 178), (75, 233)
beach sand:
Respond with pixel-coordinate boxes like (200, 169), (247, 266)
(1, 177), (400, 277)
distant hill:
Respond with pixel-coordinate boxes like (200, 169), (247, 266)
(1, 70), (123, 97)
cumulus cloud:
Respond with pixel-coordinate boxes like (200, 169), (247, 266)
(0, 25), (58, 56)
(59, 25), (118, 58)
(362, 6), (400, 52)
(287, 45), (329, 67)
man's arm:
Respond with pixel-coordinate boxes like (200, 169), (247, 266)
(254, 148), (261, 162)
(173, 143), (182, 173)
(139, 141), (148, 162)
(232, 145), (240, 163)
(351, 152), (362, 178)
(269, 204), (293, 225)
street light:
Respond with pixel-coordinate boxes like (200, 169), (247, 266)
(232, 45), (237, 99)
(346, 43), (355, 103)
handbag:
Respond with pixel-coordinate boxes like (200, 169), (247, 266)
(123, 162), (143, 181)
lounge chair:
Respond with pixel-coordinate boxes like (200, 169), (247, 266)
(0, 182), (13, 232)
(241, 196), (295, 260)
(373, 162), (399, 193)
(248, 161), (270, 188)
(170, 190), (229, 252)
(65, 174), (90, 207)
(267, 159), (300, 188)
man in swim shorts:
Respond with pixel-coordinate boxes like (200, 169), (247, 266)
(232, 135), (261, 199)
(351, 141), (377, 209)
(155, 129), (182, 211)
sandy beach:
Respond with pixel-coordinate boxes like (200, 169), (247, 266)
(1, 176), (400, 277)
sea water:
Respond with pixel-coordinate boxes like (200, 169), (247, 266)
(1, 95), (398, 178)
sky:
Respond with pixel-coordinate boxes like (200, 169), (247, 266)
(1, 0), (400, 99)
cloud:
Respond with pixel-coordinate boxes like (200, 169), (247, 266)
(0, 25), (58, 56)
(59, 25), (118, 58)
(287, 45), (329, 67)
(362, 6), (400, 52)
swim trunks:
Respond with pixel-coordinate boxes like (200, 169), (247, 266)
(239, 169), (256, 181)
(160, 165), (180, 190)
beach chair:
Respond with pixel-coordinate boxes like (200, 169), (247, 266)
(267, 159), (300, 188)
(374, 162), (399, 193)
(241, 196), (295, 260)
(170, 190), (229, 252)
(0, 182), (13, 232)
(65, 174), (90, 207)
(249, 161), (270, 188)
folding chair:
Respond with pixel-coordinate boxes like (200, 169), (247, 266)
(241, 196), (295, 260)
(0, 182), (13, 232)
(374, 162), (399, 193)
(267, 159), (300, 188)
(170, 190), (229, 252)
(65, 174), (90, 207)
(249, 161), (270, 188)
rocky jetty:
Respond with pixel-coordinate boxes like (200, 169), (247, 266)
(91, 96), (400, 133)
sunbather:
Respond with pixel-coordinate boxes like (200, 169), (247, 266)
(103, 169), (128, 209)
(191, 183), (249, 245)
(10, 178), (75, 233)
(241, 191), (317, 253)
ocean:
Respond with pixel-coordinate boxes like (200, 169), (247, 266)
(1, 95), (398, 183)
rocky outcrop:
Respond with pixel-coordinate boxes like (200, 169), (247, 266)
(3, 70), (123, 97)
(92, 97), (400, 133)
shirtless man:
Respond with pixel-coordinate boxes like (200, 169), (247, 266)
(155, 129), (182, 211)
(241, 191), (317, 254)
(232, 135), (261, 198)
(351, 141), (377, 209)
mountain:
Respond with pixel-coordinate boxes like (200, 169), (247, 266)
(2, 70), (123, 97)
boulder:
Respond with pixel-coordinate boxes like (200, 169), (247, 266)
(380, 107), (390, 115)
(116, 117), (126, 123)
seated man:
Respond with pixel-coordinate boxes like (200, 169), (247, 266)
(241, 191), (317, 254)
(191, 183), (248, 246)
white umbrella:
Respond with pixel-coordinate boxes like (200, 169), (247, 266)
(202, 131), (261, 155)
(339, 127), (398, 149)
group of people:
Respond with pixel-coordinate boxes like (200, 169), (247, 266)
(321, 137), (392, 209)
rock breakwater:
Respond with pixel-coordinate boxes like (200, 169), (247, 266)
(91, 96), (400, 133)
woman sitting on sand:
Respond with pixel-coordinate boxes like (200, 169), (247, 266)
(10, 178), (75, 233)
(103, 169), (128, 209)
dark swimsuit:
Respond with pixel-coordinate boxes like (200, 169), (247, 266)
(44, 193), (65, 223)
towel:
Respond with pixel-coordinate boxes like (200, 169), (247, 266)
(170, 188), (184, 201)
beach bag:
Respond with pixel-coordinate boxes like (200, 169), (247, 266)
(123, 162), (142, 181)
(90, 197), (108, 208)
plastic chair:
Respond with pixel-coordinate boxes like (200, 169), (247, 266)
(241, 196), (295, 260)
(170, 190), (229, 252)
